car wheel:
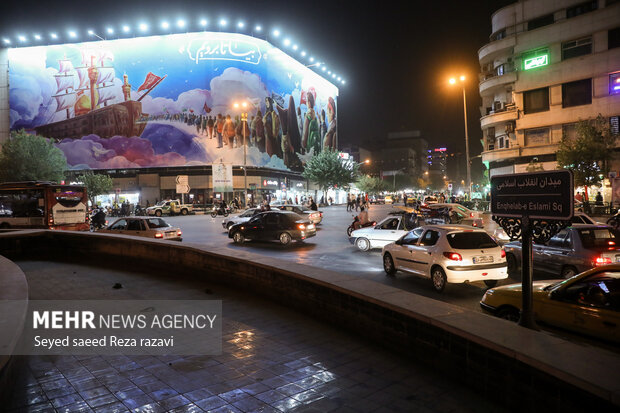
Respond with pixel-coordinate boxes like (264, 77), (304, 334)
(211, 211), (217, 218)
(506, 253), (517, 273)
(356, 237), (370, 252)
(279, 232), (292, 245)
(346, 226), (354, 237)
(484, 280), (498, 288)
(181, 209), (188, 216)
(155, 210), (162, 217)
(431, 267), (447, 293)
(383, 253), (396, 276)
(224, 211), (229, 217)
(497, 306), (519, 322)
(561, 265), (578, 279)
(232, 231), (245, 244)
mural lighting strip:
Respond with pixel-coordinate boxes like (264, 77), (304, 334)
(2, 18), (346, 85)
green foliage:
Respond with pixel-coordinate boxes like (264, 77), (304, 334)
(302, 149), (359, 192)
(356, 175), (387, 194)
(0, 129), (67, 183)
(77, 171), (114, 206)
(556, 116), (616, 187)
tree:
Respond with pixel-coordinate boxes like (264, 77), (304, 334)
(302, 149), (359, 200)
(556, 115), (616, 197)
(356, 175), (387, 194)
(0, 129), (67, 183)
(77, 171), (114, 206)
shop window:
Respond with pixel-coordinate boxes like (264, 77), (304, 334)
(562, 78), (592, 107)
(609, 27), (620, 49)
(566, 1), (598, 18)
(562, 37), (592, 60)
(528, 14), (554, 31)
(523, 87), (549, 114)
(524, 128), (550, 146)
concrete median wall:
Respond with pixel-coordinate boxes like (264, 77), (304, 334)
(0, 230), (619, 412)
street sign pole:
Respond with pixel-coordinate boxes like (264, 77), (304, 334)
(520, 216), (537, 329)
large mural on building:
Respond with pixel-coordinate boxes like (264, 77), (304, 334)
(8, 32), (339, 171)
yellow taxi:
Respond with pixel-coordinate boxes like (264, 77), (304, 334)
(480, 265), (619, 343)
(384, 195), (393, 204)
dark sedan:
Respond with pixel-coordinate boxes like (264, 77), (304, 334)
(504, 224), (620, 278)
(228, 210), (316, 246)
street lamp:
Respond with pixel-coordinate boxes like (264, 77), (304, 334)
(449, 75), (471, 198)
(233, 101), (249, 207)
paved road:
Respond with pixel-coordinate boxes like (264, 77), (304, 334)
(158, 204), (506, 313)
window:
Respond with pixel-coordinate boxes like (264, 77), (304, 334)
(523, 87), (549, 113)
(401, 228), (424, 245)
(566, 1), (597, 18)
(490, 29), (506, 42)
(446, 232), (498, 249)
(611, 73), (620, 95)
(528, 14), (554, 31)
(610, 27), (620, 49)
(524, 128), (550, 146)
(562, 123), (578, 141)
(265, 213), (279, 226)
(110, 220), (127, 230)
(377, 218), (399, 230)
(146, 218), (169, 228)
(562, 37), (592, 60)
(578, 228), (620, 249)
(562, 78), (592, 107)
(561, 272), (620, 310)
(420, 230), (440, 246)
(548, 230), (569, 247)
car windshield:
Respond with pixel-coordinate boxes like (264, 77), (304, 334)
(147, 218), (169, 228)
(155, 201), (166, 207)
(578, 228), (620, 249)
(447, 232), (498, 249)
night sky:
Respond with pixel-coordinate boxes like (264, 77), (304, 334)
(0, 0), (515, 158)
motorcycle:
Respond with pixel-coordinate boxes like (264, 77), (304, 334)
(607, 209), (620, 230)
(211, 206), (231, 218)
(134, 205), (147, 216)
(89, 210), (108, 232)
(347, 216), (377, 237)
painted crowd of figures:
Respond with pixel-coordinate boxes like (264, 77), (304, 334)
(141, 94), (337, 170)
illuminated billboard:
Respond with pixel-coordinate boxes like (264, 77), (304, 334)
(8, 32), (339, 172)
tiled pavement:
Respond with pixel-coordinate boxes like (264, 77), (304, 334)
(3, 260), (504, 412)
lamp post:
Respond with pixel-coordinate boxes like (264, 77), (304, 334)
(449, 75), (471, 197)
(233, 101), (249, 207)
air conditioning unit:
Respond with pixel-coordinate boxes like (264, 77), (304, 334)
(505, 121), (516, 133)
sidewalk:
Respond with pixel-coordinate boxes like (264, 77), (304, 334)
(5, 259), (504, 413)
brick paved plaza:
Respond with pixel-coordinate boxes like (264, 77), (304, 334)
(5, 260), (503, 413)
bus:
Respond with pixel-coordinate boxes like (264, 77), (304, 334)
(0, 181), (89, 230)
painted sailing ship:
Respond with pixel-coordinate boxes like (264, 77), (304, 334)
(35, 49), (164, 140)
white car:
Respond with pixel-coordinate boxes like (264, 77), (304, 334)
(222, 208), (260, 230)
(382, 225), (508, 292)
(276, 205), (323, 224)
(101, 217), (182, 241)
(421, 196), (438, 205)
(350, 215), (410, 251)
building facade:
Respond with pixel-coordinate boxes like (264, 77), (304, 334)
(478, 0), (620, 177)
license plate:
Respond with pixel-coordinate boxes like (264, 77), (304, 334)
(164, 232), (176, 238)
(473, 256), (493, 264)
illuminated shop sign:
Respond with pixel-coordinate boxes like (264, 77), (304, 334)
(611, 73), (620, 95)
(524, 53), (548, 70)
(263, 179), (278, 186)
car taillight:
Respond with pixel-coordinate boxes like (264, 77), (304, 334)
(177, 231), (182, 236)
(501, 249), (506, 258)
(298, 224), (306, 230)
(155, 233), (163, 238)
(443, 252), (462, 261)
(595, 257), (612, 266)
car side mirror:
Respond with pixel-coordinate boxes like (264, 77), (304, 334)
(549, 289), (563, 300)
